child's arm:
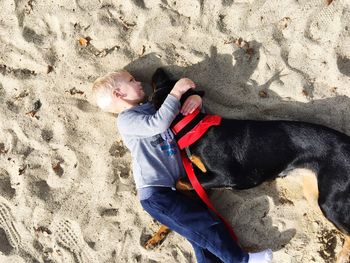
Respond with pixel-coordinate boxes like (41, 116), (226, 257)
(117, 78), (195, 137)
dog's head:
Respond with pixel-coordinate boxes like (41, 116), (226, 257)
(151, 68), (176, 110)
(151, 68), (204, 110)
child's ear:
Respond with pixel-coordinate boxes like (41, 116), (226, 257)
(112, 88), (124, 98)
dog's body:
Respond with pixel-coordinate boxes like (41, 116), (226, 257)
(150, 68), (350, 262)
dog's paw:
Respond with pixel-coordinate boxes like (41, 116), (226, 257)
(143, 225), (171, 249)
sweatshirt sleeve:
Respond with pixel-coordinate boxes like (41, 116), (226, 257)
(117, 94), (180, 137)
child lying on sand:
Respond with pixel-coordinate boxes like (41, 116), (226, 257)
(92, 69), (273, 263)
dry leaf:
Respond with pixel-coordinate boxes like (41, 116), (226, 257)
(14, 90), (29, 101)
(47, 65), (54, 74)
(65, 87), (84, 95)
(26, 100), (42, 118)
(326, 0), (334, 6)
(246, 48), (254, 57)
(0, 143), (8, 154)
(279, 17), (291, 29)
(19, 165), (27, 175)
(52, 162), (63, 176)
(224, 39), (235, 45)
(139, 45), (146, 56)
(330, 87), (337, 93)
(233, 38), (254, 58)
(79, 38), (88, 46)
(26, 110), (38, 117)
(78, 37), (92, 46)
(118, 16), (136, 30)
(259, 90), (268, 98)
(34, 226), (52, 235)
(33, 100), (42, 111)
(234, 37), (243, 47)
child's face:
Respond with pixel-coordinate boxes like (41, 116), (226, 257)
(116, 71), (145, 103)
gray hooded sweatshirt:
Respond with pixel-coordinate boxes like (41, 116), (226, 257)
(116, 94), (185, 199)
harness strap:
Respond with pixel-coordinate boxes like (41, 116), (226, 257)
(173, 108), (201, 134)
(181, 151), (238, 241)
(174, 112), (206, 141)
(177, 115), (221, 150)
(173, 108), (237, 240)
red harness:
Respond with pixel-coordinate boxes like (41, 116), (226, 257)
(172, 108), (238, 241)
(173, 108), (222, 150)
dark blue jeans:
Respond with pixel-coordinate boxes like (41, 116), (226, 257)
(140, 188), (249, 263)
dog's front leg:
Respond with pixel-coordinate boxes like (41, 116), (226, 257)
(176, 165), (228, 190)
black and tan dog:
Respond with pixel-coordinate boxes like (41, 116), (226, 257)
(145, 68), (350, 262)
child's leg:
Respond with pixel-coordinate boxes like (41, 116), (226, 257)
(190, 241), (222, 263)
(140, 188), (249, 263)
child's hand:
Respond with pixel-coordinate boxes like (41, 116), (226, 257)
(170, 78), (196, 100)
(181, 95), (202, 115)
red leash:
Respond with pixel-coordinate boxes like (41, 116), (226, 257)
(181, 151), (238, 241)
(173, 108), (238, 241)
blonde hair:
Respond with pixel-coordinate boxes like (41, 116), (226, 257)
(92, 70), (126, 110)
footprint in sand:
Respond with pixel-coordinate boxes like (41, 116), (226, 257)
(305, 0), (346, 42)
(245, 0), (345, 41)
(46, 144), (79, 191)
(337, 54), (350, 77)
(0, 198), (21, 252)
(0, 196), (43, 262)
(112, 159), (132, 186)
(50, 145), (78, 176)
(52, 218), (99, 263)
(41, 129), (54, 143)
(232, 195), (296, 250)
(109, 140), (128, 158)
(0, 168), (16, 200)
(336, 11), (350, 77)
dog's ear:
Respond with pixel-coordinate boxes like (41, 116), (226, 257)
(152, 68), (171, 92)
(196, 91), (205, 97)
(180, 89), (205, 105)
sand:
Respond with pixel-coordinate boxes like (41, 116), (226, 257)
(0, 0), (349, 262)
